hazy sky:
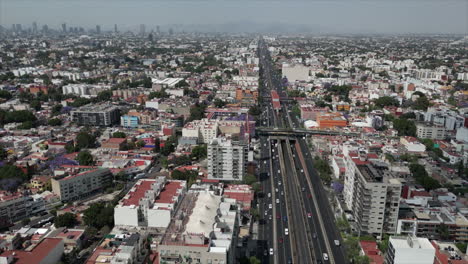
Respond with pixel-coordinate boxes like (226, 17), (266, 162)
(0, 0), (467, 34)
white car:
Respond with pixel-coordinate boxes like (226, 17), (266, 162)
(276, 199), (279, 204)
(269, 248), (274, 255)
(275, 188), (278, 192)
(268, 193), (271, 198)
(278, 169), (280, 174)
(278, 181), (282, 186)
(323, 253), (329, 261)
(334, 240), (340, 246)
(269, 204), (272, 209)
(285, 228), (289, 235)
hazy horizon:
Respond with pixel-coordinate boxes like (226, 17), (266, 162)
(1, 0), (467, 34)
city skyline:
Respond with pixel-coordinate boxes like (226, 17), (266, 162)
(0, 0), (467, 34)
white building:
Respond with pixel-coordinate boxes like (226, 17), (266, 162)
(62, 84), (111, 98)
(416, 122), (447, 140)
(114, 177), (186, 228)
(282, 64), (309, 82)
(385, 236), (435, 264)
(159, 190), (238, 264)
(182, 119), (218, 144)
(208, 137), (248, 181)
(145, 99), (159, 109)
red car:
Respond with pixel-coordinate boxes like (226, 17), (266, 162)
(279, 237), (283, 243)
(276, 213), (280, 219)
(307, 213), (312, 218)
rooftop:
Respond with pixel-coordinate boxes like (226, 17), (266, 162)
(0, 238), (63, 264)
(390, 236), (435, 250)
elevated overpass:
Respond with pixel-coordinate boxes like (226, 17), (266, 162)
(256, 127), (360, 137)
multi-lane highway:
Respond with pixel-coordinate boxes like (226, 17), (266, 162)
(256, 39), (347, 264)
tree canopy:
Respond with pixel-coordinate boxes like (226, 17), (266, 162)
(0, 165), (27, 191)
(412, 96), (431, 111)
(83, 202), (114, 229)
(191, 145), (207, 160)
(373, 96), (399, 108)
(409, 163), (441, 191)
(54, 212), (78, 228)
(76, 150), (95, 166)
(75, 131), (96, 149)
(112, 132), (127, 138)
(393, 118), (416, 137)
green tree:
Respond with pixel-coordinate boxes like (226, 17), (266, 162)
(0, 90), (12, 100)
(409, 164), (441, 191)
(374, 96), (399, 108)
(97, 90), (112, 101)
(412, 96), (431, 111)
(76, 150), (95, 166)
(393, 118), (417, 137)
(243, 174), (257, 185)
(83, 202), (114, 229)
(436, 223), (450, 240)
(54, 213), (77, 228)
(48, 118), (62, 126)
(191, 145), (207, 160)
(30, 100), (42, 111)
(153, 138), (161, 153)
(0, 148), (8, 160)
(76, 131), (96, 149)
(51, 104), (63, 116)
(248, 105), (262, 116)
(161, 136), (176, 156)
(136, 140), (146, 148)
(312, 156), (332, 185)
(65, 142), (77, 153)
(112, 131), (126, 138)
(213, 98), (226, 108)
(188, 103), (207, 121)
(17, 121), (34, 130)
(456, 243), (467, 253)
(175, 80), (189, 88)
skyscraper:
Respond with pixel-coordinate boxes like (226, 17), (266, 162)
(32, 22), (38, 33)
(42, 24), (49, 33)
(156, 25), (161, 35)
(114, 24), (118, 33)
(139, 24), (146, 35)
(15, 24), (22, 32)
(96, 25), (101, 34)
(61, 23), (67, 33)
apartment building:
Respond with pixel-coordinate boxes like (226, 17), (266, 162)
(424, 107), (465, 131)
(51, 168), (113, 202)
(120, 115), (139, 128)
(70, 103), (120, 126)
(62, 84), (111, 98)
(182, 119), (218, 144)
(384, 236), (435, 264)
(0, 191), (46, 228)
(396, 207), (468, 242)
(416, 122), (447, 140)
(208, 137), (248, 181)
(114, 177), (185, 228)
(344, 156), (401, 237)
